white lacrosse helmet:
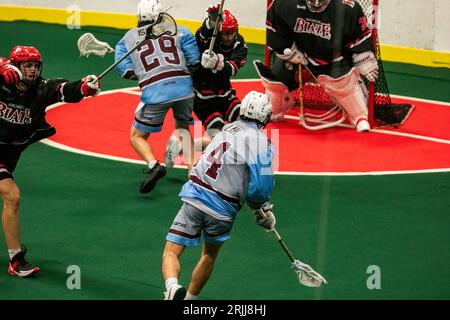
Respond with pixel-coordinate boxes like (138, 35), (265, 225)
(240, 91), (273, 127)
(137, 0), (163, 23)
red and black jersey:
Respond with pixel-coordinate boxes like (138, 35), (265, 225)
(193, 20), (248, 99)
(267, 0), (374, 77)
(0, 76), (84, 145)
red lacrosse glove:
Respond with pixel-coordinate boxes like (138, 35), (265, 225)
(0, 63), (22, 85)
(80, 75), (100, 97)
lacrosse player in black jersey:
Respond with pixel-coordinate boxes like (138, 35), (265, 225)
(0, 46), (100, 277)
(265, 0), (379, 132)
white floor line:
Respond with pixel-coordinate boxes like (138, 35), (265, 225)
(41, 86), (450, 176)
(284, 115), (450, 145)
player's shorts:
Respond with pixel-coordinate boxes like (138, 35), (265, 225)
(0, 144), (27, 180)
(133, 95), (195, 133)
(194, 92), (240, 133)
(166, 202), (234, 247)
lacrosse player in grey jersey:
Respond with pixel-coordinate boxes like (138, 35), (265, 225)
(161, 91), (277, 300)
(115, 0), (200, 194)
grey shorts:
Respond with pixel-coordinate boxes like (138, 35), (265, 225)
(133, 96), (195, 133)
(166, 202), (234, 246)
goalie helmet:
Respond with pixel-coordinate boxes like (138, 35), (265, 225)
(9, 46), (42, 84)
(137, 0), (163, 23)
(306, 0), (331, 13)
(240, 91), (272, 127)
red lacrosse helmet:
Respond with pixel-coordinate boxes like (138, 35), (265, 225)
(219, 10), (238, 32)
(9, 46), (43, 85)
(9, 46), (42, 64)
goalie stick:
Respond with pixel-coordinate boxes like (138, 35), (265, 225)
(296, 63), (346, 130)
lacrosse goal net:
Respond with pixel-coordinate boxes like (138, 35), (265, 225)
(265, 0), (414, 129)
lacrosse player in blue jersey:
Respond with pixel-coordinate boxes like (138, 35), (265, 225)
(161, 91), (277, 300)
(115, 0), (200, 194)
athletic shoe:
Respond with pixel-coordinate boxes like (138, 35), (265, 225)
(164, 135), (182, 169)
(356, 119), (370, 132)
(8, 245), (39, 278)
(139, 162), (166, 194)
(164, 284), (187, 300)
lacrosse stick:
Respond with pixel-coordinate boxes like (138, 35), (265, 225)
(297, 63), (346, 130)
(208, 0), (226, 53)
(77, 12), (177, 81)
(77, 33), (115, 58)
(271, 227), (327, 287)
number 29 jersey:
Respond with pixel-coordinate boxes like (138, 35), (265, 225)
(115, 25), (200, 104)
(180, 120), (275, 221)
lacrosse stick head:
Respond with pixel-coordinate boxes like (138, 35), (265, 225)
(292, 260), (327, 287)
(145, 12), (177, 39)
(77, 33), (115, 58)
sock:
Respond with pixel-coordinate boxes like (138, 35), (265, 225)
(148, 160), (157, 170)
(184, 291), (198, 300)
(8, 248), (21, 260)
(165, 277), (178, 291)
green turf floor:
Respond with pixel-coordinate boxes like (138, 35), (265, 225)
(0, 21), (449, 300)
(1, 143), (449, 299)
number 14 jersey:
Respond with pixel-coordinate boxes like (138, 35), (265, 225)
(180, 120), (275, 221)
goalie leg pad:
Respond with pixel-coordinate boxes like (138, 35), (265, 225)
(261, 79), (295, 120)
(317, 69), (369, 127)
(253, 60), (296, 120)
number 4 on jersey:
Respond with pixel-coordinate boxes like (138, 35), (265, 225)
(205, 141), (231, 180)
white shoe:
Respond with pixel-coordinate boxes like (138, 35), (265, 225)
(164, 135), (182, 168)
(164, 284), (186, 300)
(356, 119), (370, 132)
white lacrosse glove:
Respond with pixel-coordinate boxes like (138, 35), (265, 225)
(254, 202), (276, 232)
(353, 51), (379, 82)
(276, 43), (308, 65)
(80, 75), (100, 97)
(201, 50), (224, 71)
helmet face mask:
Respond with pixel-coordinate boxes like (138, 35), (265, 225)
(218, 10), (238, 46)
(9, 46), (42, 85)
(137, 0), (163, 24)
(19, 62), (41, 85)
(239, 91), (273, 128)
(306, 0), (331, 13)
(219, 29), (238, 47)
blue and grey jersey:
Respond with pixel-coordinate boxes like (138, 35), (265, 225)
(180, 120), (275, 221)
(115, 25), (200, 104)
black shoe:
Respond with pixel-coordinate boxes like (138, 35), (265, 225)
(8, 245), (39, 278)
(139, 162), (166, 194)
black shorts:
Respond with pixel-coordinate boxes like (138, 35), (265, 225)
(0, 144), (27, 180)
(194, 92), (241, 133)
